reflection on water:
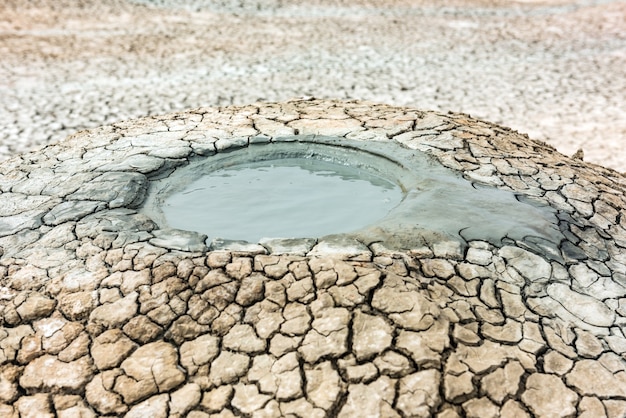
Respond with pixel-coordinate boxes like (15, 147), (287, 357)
(162, 158), (403, 242)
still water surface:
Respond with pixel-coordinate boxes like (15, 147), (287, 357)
(162, 158), (403, 242)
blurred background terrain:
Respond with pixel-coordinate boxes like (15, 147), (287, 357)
(1, 0), (625, 171)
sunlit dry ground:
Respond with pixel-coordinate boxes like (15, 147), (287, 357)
(1, 0), (625, 171)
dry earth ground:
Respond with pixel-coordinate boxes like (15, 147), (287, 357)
(0, 0), (625, 171)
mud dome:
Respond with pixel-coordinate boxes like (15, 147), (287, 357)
(1, 99), (626, 417)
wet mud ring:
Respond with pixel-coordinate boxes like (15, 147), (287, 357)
(142, 135), (563, 255)
(1, 99), (626, 417)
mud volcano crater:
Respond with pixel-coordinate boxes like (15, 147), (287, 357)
(1, 99), (625, 417)
(142, 136), (563, 257)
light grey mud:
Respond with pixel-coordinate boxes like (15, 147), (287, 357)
(1, 99), (626, 417)
(1, 0), (625, 171)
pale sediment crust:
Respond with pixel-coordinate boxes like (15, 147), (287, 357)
(1, 99), (626, 417)
(1, 0), (625, 171)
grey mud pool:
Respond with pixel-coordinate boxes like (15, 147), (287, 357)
(142, 136), (563, 254)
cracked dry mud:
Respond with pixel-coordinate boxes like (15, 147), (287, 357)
(1, 0), (626, 171)
(1, 99), (626, 417)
